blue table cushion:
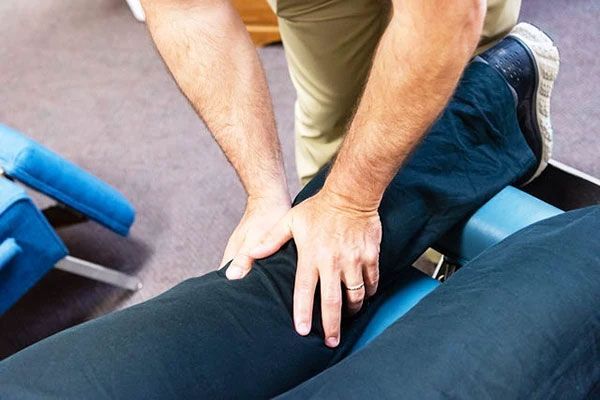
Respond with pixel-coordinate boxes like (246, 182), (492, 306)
(436, 186), (562, 265)
(0, 124), (135, 236)
(353, 267), (440, 352)
(0, 179), (68, 314)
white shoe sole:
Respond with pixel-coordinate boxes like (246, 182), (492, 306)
(508, 23), (560, 184)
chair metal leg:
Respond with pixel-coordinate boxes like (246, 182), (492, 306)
(55, 256), (142, 291)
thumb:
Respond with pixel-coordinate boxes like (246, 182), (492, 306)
(248, 215), (293, 259)
(226, 251), (254, 280)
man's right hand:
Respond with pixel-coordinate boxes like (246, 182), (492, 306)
(221, 194), (291, 279)
(143, 0), (291, 276)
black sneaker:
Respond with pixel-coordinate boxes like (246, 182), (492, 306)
(479, 22), (560, 184)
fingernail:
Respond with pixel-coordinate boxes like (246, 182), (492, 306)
(325, 336), (339, 348)
(296, 322), (310, 336)
(226, 264), (244, 280)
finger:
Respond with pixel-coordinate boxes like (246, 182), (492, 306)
(320, 268), (342, 348)
(293, 255), (318, 336)
(363, 252), (380, 297)
(220, 238), (240, 269)
(226, 234), (261, 279)
(248, 215), (292, 259)
(341, 267), (366, 316)
(226, 251), (254, 280)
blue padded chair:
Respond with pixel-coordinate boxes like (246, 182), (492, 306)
(353, 186), (562, 352)
(0, 124), (140, 315)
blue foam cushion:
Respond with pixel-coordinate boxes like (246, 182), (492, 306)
(0, 179), (68, 315)
(436, 186), (562, 265)
(0, 124), (135, 236)
(355, 187), (563, 353)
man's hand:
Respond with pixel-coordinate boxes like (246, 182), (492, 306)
(246, 189), (382, 348)
(142, 0), (290, 251)
(221, 194), (291, 278)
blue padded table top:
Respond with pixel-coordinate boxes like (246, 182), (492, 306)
(0, 124), (135, 236)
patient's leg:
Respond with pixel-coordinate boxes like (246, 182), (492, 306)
(280, 206), (600, 399)
(0, 62), (535, 399)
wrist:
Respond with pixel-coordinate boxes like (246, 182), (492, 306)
(247, 186), (291, 209)
(245, 168), (290, 205)
(322, 142), (389, 213)
(319, 182), (381, 215)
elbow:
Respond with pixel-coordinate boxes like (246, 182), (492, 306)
(443, 0), (487, 54)
(461, 0), (487, 50)
(391, 0), (486, 56)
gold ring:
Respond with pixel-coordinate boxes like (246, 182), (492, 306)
(345, 282), (365, 291)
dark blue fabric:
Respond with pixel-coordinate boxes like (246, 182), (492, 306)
(281, 206), (600, 399)
(0, 61), (568, 399)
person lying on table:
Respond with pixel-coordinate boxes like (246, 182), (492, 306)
(3, 0), (598, 398)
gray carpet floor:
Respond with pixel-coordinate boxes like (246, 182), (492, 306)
(0, 0), (598, 357)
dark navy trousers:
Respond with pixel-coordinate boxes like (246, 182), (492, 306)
(0, 62), (598, 399)
(280, 206), (600, 399)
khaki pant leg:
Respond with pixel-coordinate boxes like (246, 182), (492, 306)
(267, 0), (521, 184)
(478, 0), (522, 53)
(268, 0), (390, 184)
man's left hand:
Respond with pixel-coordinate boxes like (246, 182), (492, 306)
(237, 189), (382, 348)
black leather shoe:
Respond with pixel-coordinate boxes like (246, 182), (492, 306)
(479, 23), (560, 184)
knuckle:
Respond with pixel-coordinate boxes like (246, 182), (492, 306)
(329, 262), (342, 274)
(367, 280), (379, 293)
(327, 254), (342, 272)
(323, 293), (342, 307)
(324, 312), (340, 327)
(365, 249), (380, 265)
(295, 308), (310, 320)
(370, 276), (379, 288)
(367, 281), (378, 293)
(366, 266), (380, 283)
(295, 280), (314, 295)
(366, 281), (379, 297)
(326, 325), (340, 336)
(347, 290), (365, 304)
(369, 276), (380, 288)
(260, 235), (273, 246)
(329, 252), (340, 264)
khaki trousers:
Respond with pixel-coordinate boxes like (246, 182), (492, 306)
(267, 0), (522, 184)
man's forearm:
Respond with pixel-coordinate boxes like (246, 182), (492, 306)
(323, 1), (485, 210)
(142, 0), (288, 201)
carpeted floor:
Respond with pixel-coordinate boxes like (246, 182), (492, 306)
(0, 0), (598, 357)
